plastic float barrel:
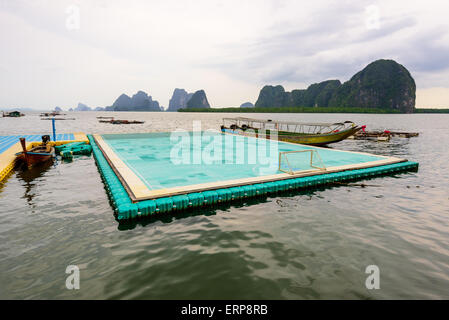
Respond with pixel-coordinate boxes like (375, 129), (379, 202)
(286, 179), (296, 190)
(188, 193), (205, 207)
(409, 162), (419, 170)
(264, 182), (278, 194)
(55, 142), (86, 153)
(276, 180), (289, 192)
(112, 194), (130, 206)
(202, 190), (219, 205)
(137, 200), (157, 216)
(285, 179), (297, 190)
(55, 142), (85, 153)
(56, 142), (92, 157)
(75, 145), (92, 155)
(228, 186), (244, 199)
(171, 195), (190, 210)
(241, 185), (257, 197)
(253, 183), (268, 196)
(301, 177), (312, 187)
(370, 167), (379, 176)
(359, 170), (368, 178)
(364, 168), (375, 177)
(107, 181), (123, 191)
(216, 188), (233, 202)
(60, 150), (73, 160)
(390, 165), (399, 173)
(315, 175), (325, 186)
(323, 173), (335, 184)
(336, 171), (348, 181)
(354, 170), (363, 179)
(69, 147), (81, 155)
(311, 176), (321, 186)
(155, 197), (173, 213)
(293, 178), (307, 188)
(117, 203), (138, 220)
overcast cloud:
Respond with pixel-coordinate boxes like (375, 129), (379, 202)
(1, 0), (449, 109)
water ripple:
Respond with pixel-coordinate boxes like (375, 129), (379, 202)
(0, 112), (449, 299)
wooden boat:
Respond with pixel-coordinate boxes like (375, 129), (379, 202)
(41, 117), (76, 121)
(221, 117), (363, 146)
(99, 119), (145, 124)
(40, 111), (65, 117)
(16, 136), (55, 167)
(350, 130), (419, 141)
(2, 111), (24, 117)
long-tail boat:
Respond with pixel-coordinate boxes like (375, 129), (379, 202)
(99, 119), (145, 124)
(220, 117), (363, 146)
(16, 135), (55, 167)
(2, 111), (24, 117)
(40, 111), (65, 117)
(96, 116), (114, 119)
(41, 117), (76, 121)
(350, 130), (419, 141)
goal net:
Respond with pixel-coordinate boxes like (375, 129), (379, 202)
(278, 150), (326, 174)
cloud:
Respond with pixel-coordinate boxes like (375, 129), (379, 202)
(1, 0), (449, 108)
(400, 28), (449, 73)
(203, 1), (449, 91)
(206, 4), (422, 85)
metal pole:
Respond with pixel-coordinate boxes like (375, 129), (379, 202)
(52, 118), (56, 141)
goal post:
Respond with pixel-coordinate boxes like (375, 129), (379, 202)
(278, 150), (326, 174)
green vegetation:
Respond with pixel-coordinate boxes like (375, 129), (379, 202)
(328, 60), (416, 113)
(414, 108), (449, 113)
(254, 59), (416, 113)
(178, 106), (402, 113)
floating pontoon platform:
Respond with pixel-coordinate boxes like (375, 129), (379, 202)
(87, 132), (418, 221)
(0, 133), (89, 182)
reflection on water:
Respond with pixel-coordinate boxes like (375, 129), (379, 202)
(117, 196), (272, 231)
(16, 160), (55, 206)
(0, 112), (448, 299)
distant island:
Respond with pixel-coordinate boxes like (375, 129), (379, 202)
(180, 106), (406, 113)
(181, 59), (427, 114)
(240, 102), (254, 108)
(22, 59), (448, 114)
(62, 89), (211, 112)
(186, 90), (210, 109)
(167, 89), (194, 112)
(104, 90), (162, 112)
(179, 106), (449, 113)
(100, 89), (210, 112)
(167, 89), (211, 111)
(76, 103), (91, 111)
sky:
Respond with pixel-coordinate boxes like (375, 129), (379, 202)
(1, 0), (449, 110)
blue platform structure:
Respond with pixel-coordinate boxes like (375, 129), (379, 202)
(0, 134), (75, 155)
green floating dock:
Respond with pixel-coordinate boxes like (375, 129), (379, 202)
(55, 142), (92, 160)
(87, 134), (418, 221)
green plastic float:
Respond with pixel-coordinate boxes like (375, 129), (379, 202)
(87, 135), (419, 221)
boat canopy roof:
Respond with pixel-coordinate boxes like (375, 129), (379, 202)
(222, 117), (354, 127)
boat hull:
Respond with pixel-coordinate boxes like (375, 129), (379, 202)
(16, 147), (55, 167)
(223, 126), (362, 146)
(99, 120), (145, 124)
